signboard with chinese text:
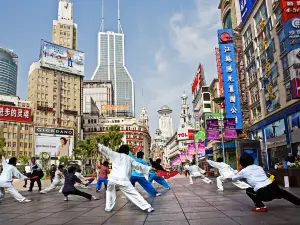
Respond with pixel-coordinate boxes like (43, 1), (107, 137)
(218, 29), (242, 129)
(239, 0), (258, 24)
(0, 106), (31, 123)
(40, 40), (84, 76)
(280, 0), (300, 23)
(283, 17), (300, 52)
(215, 48), (224, 97)
(224, 118), (237, 139)
(291, 77), (300, 98)
(206, 119), (220, 140)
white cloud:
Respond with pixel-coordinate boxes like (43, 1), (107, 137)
(137, 0), (221, 135)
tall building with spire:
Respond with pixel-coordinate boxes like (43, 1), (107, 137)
(91, 0), (135, 117)
(52, 0), (78, 49)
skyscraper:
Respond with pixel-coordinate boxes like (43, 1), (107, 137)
(91, 0), (135, 117)
(52, 0), (78, 50)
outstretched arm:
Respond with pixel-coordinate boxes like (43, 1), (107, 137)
(98, 144), (117, 159)
(131, 159), (151, 175)
(232, 170), (245, 182)
(206, 160), (221, 169)
(12, 167), (27, 181)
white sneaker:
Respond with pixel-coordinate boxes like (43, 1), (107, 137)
(64, 197), (68, 201)
(59, 190), (62, 193)
(105, 208), (111, 212)
(217, 189), (224, 192)
(147, 207), (155, 213)
(21, 199), (31, 203)
(156, 193), (161, 197)
(92, 196), (100, 200)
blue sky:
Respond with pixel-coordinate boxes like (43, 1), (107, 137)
(0, 0), (220, 134)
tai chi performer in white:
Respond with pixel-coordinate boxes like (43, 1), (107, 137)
(206, 157), (250, 191)
(99, 144), (155, 213)
(0, 155), (31, 202)
(184, 161), (213, 184)
(40, 165), (64, 194)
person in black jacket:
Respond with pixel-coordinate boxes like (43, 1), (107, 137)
(62, 166), (99, 202)
(50, 164), (56, 183)
(148, 158), (170, 189)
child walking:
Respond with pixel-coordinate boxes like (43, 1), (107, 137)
(62, 166), (99, 202)
(0, 156), (31, 203)
(40, 165), (64, 194)
(98, 144), (155, 213)
(232, 153), (300, 212)
(207, 158), (250, 191)
(96, 161), (109, 192)
(184, 161), (212, 185)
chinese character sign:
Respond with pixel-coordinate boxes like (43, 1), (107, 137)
(206, 119), (220, 140)
(280, 0), (300, 23)
(215, 48), (224, 97)
(239, 0), (258, 24)
(188, 143), (195, 155)
(218, 29), (242, 129)
(283, 17), (300, 52)
(198, 141), (205, 156)
(0, 106), (31, 123)
(224, 118), (237, 139)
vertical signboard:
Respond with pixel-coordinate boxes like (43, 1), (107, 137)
(283, 17), (300, 53)
(280, 0), (300, 23)
(224, 118), (237, 139)
(206, 119), (220, 140)
(239, 0), (258, 24)
(218, 29), (242, 129)
(215, 48), (224, 97)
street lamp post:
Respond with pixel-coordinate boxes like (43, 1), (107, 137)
(213, 97), (226, 163)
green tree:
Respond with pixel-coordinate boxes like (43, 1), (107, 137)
(59, 155), (71, 165)
(18, 155), (29, 165)
(0, 137), (6, 156)
(106, 125), (124, 151)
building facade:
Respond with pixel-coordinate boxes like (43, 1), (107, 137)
(0, 95), (34, 157)
(82, 80), (114, 115)
(52, 0), (78, 49)
(82, 108), (151, 159)
(158, 105), (173, 139)
(0, 48), (18, 96)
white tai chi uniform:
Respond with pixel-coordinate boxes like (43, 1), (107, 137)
(184, 165), (212, 184)
(40, 170), (64, 193)
(74, 172), (88, 189)
(0, 156), (29, 202)
(206, 160), (250, 191)
(98, 144), (152, 212)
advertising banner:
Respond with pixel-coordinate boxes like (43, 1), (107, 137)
(188, 143), (195, 155)
(198, 141), (206, 156)
(34, 126), (74, 157)
(218, 29), (242, 129)
(206, 119), (220, 140)
(283, 17), (300, 53)
(195, 130), (206, 139)
(291, 77), (300, 98)
(0, 106), (31, 123)
(215, 48), (224, 97)
(239, 0), (258, 24)
(224, 118), (237, 139)
(280, 0), (300, 23)
(40, 40), (84, 76)
(179, 152), (186, 162)
(177, 128), (194, 140)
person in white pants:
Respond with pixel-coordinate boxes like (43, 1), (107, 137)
(98, 144), (155, 213)
(40, 165), (64, 194)
(0, 156), (31, 203)
(206, 158), (250, 191)
(74, 169), (89, 189)
(184, 161), (213, 184)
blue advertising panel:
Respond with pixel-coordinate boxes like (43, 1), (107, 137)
(218, 29), (242, 129)
(239, 0), (257, 24)
(283, 17), (300, 52)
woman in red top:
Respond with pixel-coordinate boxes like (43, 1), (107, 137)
(96, 161), (109, 192)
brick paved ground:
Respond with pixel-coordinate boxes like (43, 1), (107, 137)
(0, 176), (300, 225)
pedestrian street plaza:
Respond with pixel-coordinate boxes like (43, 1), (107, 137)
(0, 177), (300, 225)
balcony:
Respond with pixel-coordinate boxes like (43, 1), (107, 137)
(64, 109), (78, 116)
(37, 106), (53, 112)
(248, 72), (258, 88)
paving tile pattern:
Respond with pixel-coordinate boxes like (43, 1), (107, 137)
(0, 177), (300, 225)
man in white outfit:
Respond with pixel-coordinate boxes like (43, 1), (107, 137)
(40, 165), (64, 194)
(184, 161), (213, 184)
(0, 156), (31, 203)
(98, 144), (155, 213)
(206, 158), (250, 191)
(74, 168), (89, 189)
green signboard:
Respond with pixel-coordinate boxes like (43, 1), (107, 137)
(205, 113), (224, 120)
(195, 130), (206, 139)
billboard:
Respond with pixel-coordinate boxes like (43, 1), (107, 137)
(280, 0), (300, 23)
(192, 64), (205, 95)
(40, 40), (84, 76)
(206, 119), (220, 140)
(283, 17), (300, 53)
(218, 29), (242, 129)
(291, 77), (300, 98)
(265, 119), (286, 148)
(0, 106), (31, 123)
(34, 126), (74, 157)
(239, 0), (258, 24)
(224, 118), (237, 139)
(177, 128), (194, 141)
(215, 48), (224, 97)
(101, 104), (130, 111)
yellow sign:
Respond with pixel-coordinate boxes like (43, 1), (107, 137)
(265, 60), (271, 76)
(259, 18), (265, 31)
(101, 104), (130, 111)
(268, 83), (276, 100)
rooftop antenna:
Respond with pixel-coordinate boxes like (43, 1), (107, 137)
(118, 0), (123, 33)
(100, 0), (105, 32)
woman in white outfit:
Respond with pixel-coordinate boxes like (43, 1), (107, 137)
(206, 158), (250, 191)
(98, 144), (155, 213)
(0, 156), (31, 203)
(40, 165), (64, 194)
(184, 161), (213, 184)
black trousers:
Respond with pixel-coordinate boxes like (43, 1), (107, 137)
(246, 182), (300, 207)
(63, 188), (92, 200)
(29, 179), (42, 191)
(24, 173), (32, 187)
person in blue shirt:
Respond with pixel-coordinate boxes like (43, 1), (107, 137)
(130, 152), (161, 197)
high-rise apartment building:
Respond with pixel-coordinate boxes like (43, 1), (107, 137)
(0, 48), (18, 96)
(158, 105), (173, 139)
(92, 0), (135, 117)
(52, 0), (77, 49)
